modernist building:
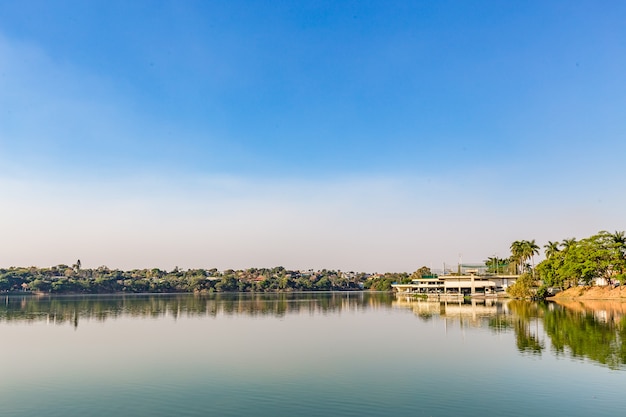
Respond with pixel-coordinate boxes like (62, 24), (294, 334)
(392, 272), (518, 296)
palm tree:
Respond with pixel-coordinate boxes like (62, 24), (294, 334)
(561, 238), (577, 251)
(510, 239), (539, 275)
(485, 257), (497, 273)
(522, 240), (540, 276)
(510, 241), (525, 274)
(484, 257), (508, 274)
(610, 231), (626, 275)
(544, 241), (560, 259)
(610, 231), (625, 249)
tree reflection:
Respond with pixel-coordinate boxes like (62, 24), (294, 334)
(514, 317), (545, 354)
(508, 301), (545, 355)
(542, 302), (626, 370)
(395, 296), (626, 370)
(508, 299), (626, 369)
(0, 292), (396, 327)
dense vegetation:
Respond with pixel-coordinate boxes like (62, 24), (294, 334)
(537, 231), (626, 288)
(507, 230), (626, 298)
(0, 264), (409, 294)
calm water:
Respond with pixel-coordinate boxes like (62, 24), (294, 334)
(1, 292), (625, 417)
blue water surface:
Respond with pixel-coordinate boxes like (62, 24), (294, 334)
(1, 293), (625, 416)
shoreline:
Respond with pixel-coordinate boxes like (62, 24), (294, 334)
(548, 285), (626, 300)
(0, 289), (389, 297)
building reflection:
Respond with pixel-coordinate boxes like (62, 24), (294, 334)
(393, 294), (626, 369)
(393, 295), (509, 327)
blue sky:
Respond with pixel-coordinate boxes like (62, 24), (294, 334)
(1, 1), (625, 271)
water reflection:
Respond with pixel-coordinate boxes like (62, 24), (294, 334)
(394, 295), (626, 370)
(506, 300), (626, 368)
(393, 296), (509, 325)
(543, 300), (626, 370)
(0, 292), (396, 328)
(508, 301), (546, 355)
(2, 292), (626, 370)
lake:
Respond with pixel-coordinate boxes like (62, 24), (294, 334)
(1, 292), (625, 416)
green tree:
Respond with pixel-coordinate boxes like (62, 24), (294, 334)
(610, 231), (626, 279)
(507, 273), (535, 298)
(409, 266), (432, 281)
(215, 276), (238, 292)
(484, 257), (509, 274)
(536, 250), (566, 289)
(510, 241), (525, 274)
(537, 231), (626, 288)
(522, 239), (540, 275)
(544, 241), (560, 259)
(561, 238), (577, 251)
(510, 240), (539, 275)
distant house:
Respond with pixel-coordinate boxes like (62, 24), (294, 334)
(594, 277), (610, 286)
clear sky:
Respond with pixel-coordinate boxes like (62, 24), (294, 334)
(1, 1), (624, 272)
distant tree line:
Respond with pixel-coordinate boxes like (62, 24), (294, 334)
(0, 264), (409, 294)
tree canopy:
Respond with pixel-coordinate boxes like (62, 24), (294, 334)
(536, 230), (626, 289)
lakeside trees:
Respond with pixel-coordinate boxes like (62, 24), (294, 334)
(0, 265), (404, 294)
(536, 231), (626, 289)
(507, 231), (625, 298)
(506, 273), (535, 298)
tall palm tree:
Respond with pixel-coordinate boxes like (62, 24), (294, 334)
(610, 231), (626, 274)
(510, 239), (539, 275)
(511, 239), (539, 273)
(561, 238), (577, 251)
(522, 239), (540, 276)
(610, 231), (625, 249)
(484, 257), (508, 274)
(485, 257), (498, 273)
(510, 241), (525, 274)
(544, 241), (560, 259)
